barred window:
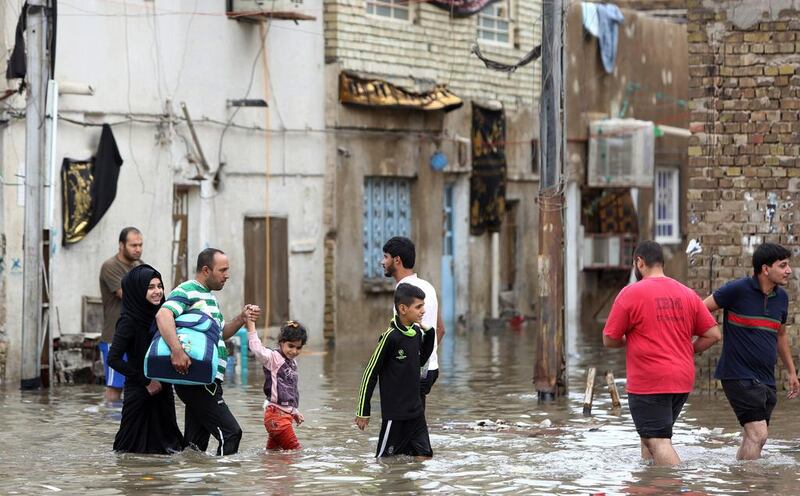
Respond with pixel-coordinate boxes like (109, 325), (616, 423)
(363, 177), (411, 279)
(655, 167), (680, 243)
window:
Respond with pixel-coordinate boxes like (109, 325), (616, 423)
(655, 168), (680, 243)
(366, 0), (409, 21)
(478, 2), (510, 44)
(363, 177), (412, 279)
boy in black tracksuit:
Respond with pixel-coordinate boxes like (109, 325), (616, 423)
(355, 283), (435, 458)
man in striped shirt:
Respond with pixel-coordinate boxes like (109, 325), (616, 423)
(155, 248), (259, 456)
(704, 243), (799, 460)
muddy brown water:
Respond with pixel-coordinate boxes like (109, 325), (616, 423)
(1, 326), (799, 495)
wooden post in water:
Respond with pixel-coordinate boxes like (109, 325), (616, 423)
(606, 370), (621, 409)
(533, 0), (566, 401)
(583, 367), (596, 415)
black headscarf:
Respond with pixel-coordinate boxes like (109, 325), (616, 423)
(120, 264), (164, 328)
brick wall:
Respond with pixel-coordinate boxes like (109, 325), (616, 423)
(687, 1), (800, 361)
(324, 0), (541, 108)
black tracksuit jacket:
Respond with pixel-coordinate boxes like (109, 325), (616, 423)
(356, 318), (435, 420)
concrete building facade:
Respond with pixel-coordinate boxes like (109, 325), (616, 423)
(0, 0), (326, 384)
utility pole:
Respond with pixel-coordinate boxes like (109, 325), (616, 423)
(21, 0), (50, 390)
(534, 0), (566, 400)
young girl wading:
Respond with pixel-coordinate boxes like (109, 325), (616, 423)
(247, 319), (307, 450)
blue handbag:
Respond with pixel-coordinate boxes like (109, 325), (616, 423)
(144, 308), (221, 385)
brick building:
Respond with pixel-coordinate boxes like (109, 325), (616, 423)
(688, 0), (800, 384)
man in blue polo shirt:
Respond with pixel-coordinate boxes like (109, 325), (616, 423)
(704, 243), (799, 460)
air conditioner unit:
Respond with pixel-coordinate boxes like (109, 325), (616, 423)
(587, 119), (654, 188)
(227, 0), (313, 21)
(582, 234), (637, 269)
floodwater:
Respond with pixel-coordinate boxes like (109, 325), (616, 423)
(2, 324), (800, 495)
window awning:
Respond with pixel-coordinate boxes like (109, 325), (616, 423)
(338, 72), (463, 112)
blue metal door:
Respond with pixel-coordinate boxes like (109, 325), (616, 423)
(441, 183), (456, 328)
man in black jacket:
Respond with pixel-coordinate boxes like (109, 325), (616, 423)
(355, 283), (435, 458)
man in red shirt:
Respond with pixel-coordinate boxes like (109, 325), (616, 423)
(603, 240), (721, 466)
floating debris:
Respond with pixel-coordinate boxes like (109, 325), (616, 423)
(434, 418), (560, 435)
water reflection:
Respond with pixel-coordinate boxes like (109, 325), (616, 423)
(1, 323), (800, 494)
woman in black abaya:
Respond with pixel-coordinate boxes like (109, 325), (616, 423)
(108, 264), (185, 454)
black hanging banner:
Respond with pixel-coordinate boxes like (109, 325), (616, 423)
(62, 124), (124, 245)
(470, 103), (507, 235)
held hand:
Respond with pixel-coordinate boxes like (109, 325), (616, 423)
(171, 349), (192, 375)
(787, 373), (800, 399)
(355, 416), (369, 431)
(145, 379), (163, 396)
(242, 304), (261, 323)
(293, 412), (305, 426)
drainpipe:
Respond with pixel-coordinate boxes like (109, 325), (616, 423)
(491, 231), (500, 318)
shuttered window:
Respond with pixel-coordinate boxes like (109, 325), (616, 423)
(363, 177), (411, 279)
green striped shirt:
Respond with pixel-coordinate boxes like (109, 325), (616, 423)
(163, 280), (228, 381)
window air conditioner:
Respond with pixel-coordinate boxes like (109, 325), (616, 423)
(582, 234), (636, 269)
(228, 0), (309, 20)
(587, 118), (654, 188)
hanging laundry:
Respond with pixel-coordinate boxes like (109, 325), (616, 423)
(62, 124), (124, 245)
(582, 2), (600, 38)
(582, 2), (624, 74)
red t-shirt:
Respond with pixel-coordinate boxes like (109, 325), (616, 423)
(603, 276), (717, 394)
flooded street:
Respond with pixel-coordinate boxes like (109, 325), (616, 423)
(2, 326), (800, 495)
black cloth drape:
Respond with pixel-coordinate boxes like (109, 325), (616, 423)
(6, 3), (26, 79)
(6, 1), (57, 79)
(470, 103), (507, 235)
(88, 124), (123, 230)
(108, 265), (185, 454)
